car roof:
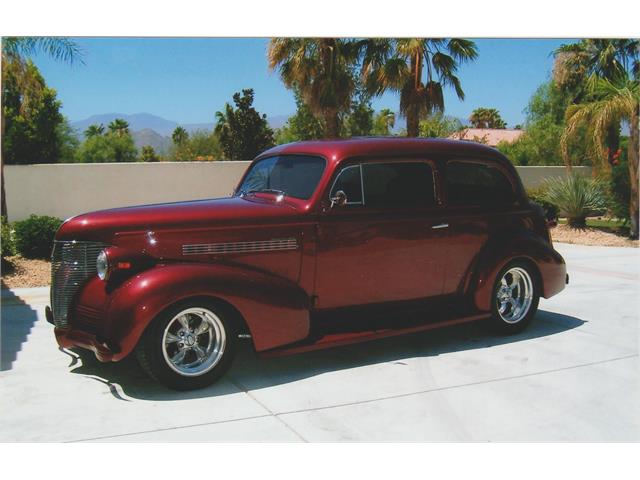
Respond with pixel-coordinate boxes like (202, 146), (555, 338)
(256, 137), (506, 166)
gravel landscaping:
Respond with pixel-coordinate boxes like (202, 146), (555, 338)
(1, 256), (51, 289)
(551, 224), (639, 248)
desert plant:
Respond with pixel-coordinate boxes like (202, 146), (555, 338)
(1, 216), (16, 260)
(526, 186), (559, 221)
(541, 174), (607, 228)
(13, 214), (62, 259)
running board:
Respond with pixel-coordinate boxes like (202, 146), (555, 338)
(260, 312), (489, 358)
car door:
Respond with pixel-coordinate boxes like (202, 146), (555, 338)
(314, 159), (448, 309)
(441, 158), (521, 294)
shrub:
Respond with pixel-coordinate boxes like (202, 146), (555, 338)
(13, 215), (63, 259)
(608, 140), (630, 223)
(1, 216), (16, 260)
(526, 185), (559, 222)
(541, 174), (607, 229)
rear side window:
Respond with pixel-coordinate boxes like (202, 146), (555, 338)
(446, 161), (515, 207)
(362, 162), (436, 209)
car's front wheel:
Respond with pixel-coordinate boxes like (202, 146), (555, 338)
(487, 261), (540, 334)
(136, 299), (237, 390)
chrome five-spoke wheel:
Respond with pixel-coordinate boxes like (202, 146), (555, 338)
(136, 299), (237, 390)
(488, 262), (540, 334)
(162, 308), (226, 376)
(496, 267), (533, 324)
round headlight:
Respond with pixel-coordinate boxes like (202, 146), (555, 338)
(96, 250), (109, 280)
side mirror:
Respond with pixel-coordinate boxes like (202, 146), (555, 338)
(330, 190), (347, 208)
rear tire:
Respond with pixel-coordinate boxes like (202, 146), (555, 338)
(487, 261), (540, 334)
(136, 298), (237, 390)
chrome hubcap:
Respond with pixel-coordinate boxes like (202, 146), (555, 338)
(496, 267), (533, 324)
(162, 307), (226, 377)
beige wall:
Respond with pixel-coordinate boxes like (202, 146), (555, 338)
(4, 162), (591, 222)
(5, 161), (250, 222)
(515, 165), (591, 189)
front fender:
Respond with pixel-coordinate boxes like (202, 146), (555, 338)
(105, 262), (310, 360)
(469, 232), (566, 312)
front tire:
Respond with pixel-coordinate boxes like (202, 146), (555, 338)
(487, 261), (540, 334)
(136, 299), (237, 390)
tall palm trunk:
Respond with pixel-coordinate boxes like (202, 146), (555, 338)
(323, 109), (340, 138)
(628, 103), (639, 239)
(1, 110), (6, 218)
(406, 53), (422, 137)
(406, 106), (420, 137)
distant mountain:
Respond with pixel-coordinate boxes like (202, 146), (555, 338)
(71, 112), (291, 137)
(132, 129), (172, 155)
(72, 113), (180, 137)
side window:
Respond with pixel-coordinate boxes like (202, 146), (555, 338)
(329, 165), (363, 204)
(362, 162), (436, 209)
(446, 161), (515, 207)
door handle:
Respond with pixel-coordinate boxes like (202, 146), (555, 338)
(431, 223), (449, 230)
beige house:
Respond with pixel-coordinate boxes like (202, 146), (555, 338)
(449, 128), (524, 147)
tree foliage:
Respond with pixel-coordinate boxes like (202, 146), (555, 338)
(168, 128), (221, 161)
(372, 109), (396, 135)
(269, 38), (360, 138)
(561, 73), (639, 238)
(2, 61), (65, 164)
(275, 91), (325, 144)
(496, 81), (591, 167)
(361, 38), (478, 137)
(75, 120), (138, 163)
(344, 87), (374, 136)
(140, 145), (160, 162)
(171, 126), (189, 146)
(419, 112), (463, 138)
(215, 89), (274, 160)
(554, 39), (639, 168)
(469, 107), (506, 129)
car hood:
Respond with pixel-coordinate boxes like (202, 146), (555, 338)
(55, 196), (303, 243)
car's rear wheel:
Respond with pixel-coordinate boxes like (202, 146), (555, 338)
(136, 299), (237, 390)
(487, 261), (540, 334)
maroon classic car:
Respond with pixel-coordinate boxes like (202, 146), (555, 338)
(47, 138), (567, 390)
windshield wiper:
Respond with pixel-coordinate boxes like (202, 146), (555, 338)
(244, 188), (286, 197)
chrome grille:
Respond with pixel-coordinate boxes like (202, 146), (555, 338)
(50, 240), (108, 328)
(182, 238), (299, 255)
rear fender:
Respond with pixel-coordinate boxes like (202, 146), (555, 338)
(105, 263), (310, 360)
(467, 232), (566, 312)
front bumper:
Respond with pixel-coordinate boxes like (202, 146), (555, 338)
(47, 305), (119, 362)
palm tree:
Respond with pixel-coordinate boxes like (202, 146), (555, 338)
(1, 37), (82, 217)
(361, 38), (478, 137)
(268, 38), (360, 138)
(469, 107), (507, 129)
(372, 108), (396, 135)
(108, 118), (130, 137)
(560, 74), (639, 238)
(554, 39), (639, 168)
(84, 124), (105, 138)
(172, 126), (189, 146)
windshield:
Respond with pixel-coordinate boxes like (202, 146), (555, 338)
(236, 155), (326, 200)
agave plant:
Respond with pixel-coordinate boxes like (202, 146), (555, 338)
(541, 174), (608, 229)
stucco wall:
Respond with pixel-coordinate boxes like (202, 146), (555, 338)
(4, 162), (591, 222)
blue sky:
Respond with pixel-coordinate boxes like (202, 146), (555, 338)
(30, 37), (575, 127)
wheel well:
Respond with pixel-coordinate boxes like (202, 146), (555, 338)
(150, 294), (251, 338)
(508, 257), (543, 293)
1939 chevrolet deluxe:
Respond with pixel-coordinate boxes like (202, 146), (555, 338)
(47, 138), (567, 390)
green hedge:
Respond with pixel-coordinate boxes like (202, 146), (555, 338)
(526, 186), (559, 221)
(13, 215), (63, 259)
(1, 216), (16, 259)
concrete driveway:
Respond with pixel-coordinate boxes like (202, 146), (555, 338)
(1, 243), (638, 442)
